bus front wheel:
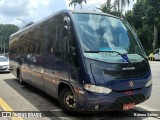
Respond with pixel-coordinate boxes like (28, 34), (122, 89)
(59, 87), (76, 113)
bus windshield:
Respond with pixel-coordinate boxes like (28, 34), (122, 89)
(72, 13), (146, 63)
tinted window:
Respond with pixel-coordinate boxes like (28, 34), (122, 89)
(46, 18), (57, 54)
(46, 15), (67, 60)
(68, 29), (79, 67)
(30, 25), (45, 54)
(0, 56), (8, 62)
(56, 24), (67, 60)
(73, 13), (146, 63)
(45, 15), (68, 60)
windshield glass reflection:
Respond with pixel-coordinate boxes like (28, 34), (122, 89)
(73, 13), (145, 63)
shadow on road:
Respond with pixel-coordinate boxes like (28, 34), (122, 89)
(0, 72), (10, 74)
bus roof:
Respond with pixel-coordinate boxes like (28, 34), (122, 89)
(10, 9), (121, 40)
(70, 10), (120, 19)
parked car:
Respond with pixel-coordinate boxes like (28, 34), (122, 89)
(148, 48), (160, 61)
(0, 56), (10, 72)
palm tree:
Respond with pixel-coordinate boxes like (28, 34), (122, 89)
(96, 0), (114, 14)
(96, 0), (119, 16)
(114, 0), (133, 17)
(69, 0), (87, 10)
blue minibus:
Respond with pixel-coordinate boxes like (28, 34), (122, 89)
(9, 10), (152, 113)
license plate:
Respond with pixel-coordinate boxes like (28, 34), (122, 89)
(123, 103), (135, 110)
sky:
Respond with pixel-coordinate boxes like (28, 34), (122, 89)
(0, 0), (135, 27)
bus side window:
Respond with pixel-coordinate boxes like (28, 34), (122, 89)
(55, 25), (67, 60)
(54, 15), (67, 60)
(46, 19), (56, 54)
(30, 44), (36, 53)
(68, 29), (79, 68)
(35, 42), (41, 53)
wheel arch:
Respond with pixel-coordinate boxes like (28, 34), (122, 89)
(58, 81), (76, 98)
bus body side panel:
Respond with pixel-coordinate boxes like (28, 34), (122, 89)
(43, 55), (55, 93)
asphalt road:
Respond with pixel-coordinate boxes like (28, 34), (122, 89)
(0, 61), (159, 120)
(139, 61), (160, 110)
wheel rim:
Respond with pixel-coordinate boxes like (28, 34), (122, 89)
(64, 91), (76, 110)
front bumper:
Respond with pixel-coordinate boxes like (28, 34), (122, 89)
(75, 85), (152, 112)
(0, 67), (10, 72)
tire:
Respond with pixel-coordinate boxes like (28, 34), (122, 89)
(19, 72), (24, 85)
(59, 87), (77, 113)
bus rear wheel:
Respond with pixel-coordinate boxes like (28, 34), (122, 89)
(59, 87), (76, 113)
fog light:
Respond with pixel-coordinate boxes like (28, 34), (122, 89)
(95, 105), (99, 110)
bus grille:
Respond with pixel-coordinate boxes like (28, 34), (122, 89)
(103, 68), (148, 79)
(0, 67), (7, 70)
(106, 94), (145, 110)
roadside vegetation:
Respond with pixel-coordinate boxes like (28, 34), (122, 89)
(69, 0), (160, 55)
(0, 24), (19, 54)
(0, 0), (159, 55)
(96, 0), (160, 55)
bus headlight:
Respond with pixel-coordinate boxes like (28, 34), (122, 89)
(145, 79), (152, 87)
(84, 84), (112, 94)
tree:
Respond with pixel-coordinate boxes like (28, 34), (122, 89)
(96, 0), (114, 14)
(69, 0), (87, 10)
(114, 0), (133, 17)
(142, 0), (160, 50)
(96, 0), (119, 16)
(0, 24), (19, 53)
(137, 26), (154, 54)
(125, 0), (160, 54)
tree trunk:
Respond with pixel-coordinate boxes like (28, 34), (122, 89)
(153, 25), (158, 51)
(74, 3), (76, 10)
(81, 3), (82, 10)
(120, 1), (123, 18)
(118, 0), (120, 17)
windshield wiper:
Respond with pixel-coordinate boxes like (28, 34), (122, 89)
(84, 50), (132, 64)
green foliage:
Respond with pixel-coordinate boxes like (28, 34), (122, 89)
(125, 0), (160, 54)
(69, 0), (87, 9)
(69, 0), (86, 5)
(114, 0), (133, 17)
(143, 0), (160, 26)
(0, 24), (19, 53)
(97, 0), (160, 54)
(137, 26), (154, 54)
(96, 0), (114, 14)
(125, 10), (134, 25)
(97, 0), (133, 18)
(132, 1), (144, 29)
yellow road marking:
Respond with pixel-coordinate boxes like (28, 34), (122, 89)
(0, 98), (23, 120)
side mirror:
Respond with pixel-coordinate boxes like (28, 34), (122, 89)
(62, 26), (68, 38)
(63, 16), (71, 54)
(63, 16), (71, 33)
